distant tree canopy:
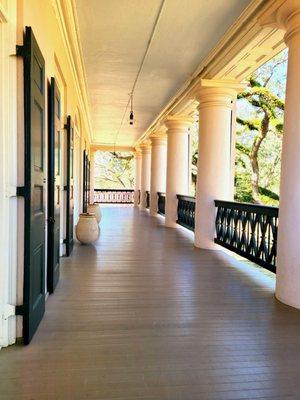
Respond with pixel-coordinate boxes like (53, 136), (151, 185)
(94, 151), (134, 189)
(235, 50), (287, 205)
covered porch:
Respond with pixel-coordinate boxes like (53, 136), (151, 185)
(1, 206), (300, 399)
(3, 0), (300, 397)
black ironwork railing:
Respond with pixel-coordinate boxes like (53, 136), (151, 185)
(177, 195), (195, 231)
(157, 192), (166, 215)
(146, 191), (150, 209)
(94, 189), (134, 204)
(214, 200), (278, 273)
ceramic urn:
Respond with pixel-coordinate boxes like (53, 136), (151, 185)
(87, 203), (102, 223)
(76, 213), (100, 244)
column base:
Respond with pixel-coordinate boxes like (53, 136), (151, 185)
(165, 220), (178, 228)
(275, 284), (300, 310)
(194, 237), (220, 250)
(275, 292), (300, 310)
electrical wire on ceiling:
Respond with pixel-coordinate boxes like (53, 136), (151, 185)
(113, 0), (166, 147)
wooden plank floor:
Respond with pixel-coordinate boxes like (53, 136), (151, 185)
(2, 206), (300, 400)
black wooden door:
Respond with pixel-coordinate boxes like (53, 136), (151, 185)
(19, 27), (46, 344)
(47, 77), (61, 293)
(82, 150), (88, 212)
(87, 160), (91, 205)
(65, 116), (74, 256)
(83, 152), (90, 212)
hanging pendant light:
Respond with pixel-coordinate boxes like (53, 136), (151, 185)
(129, 93), (134, 125)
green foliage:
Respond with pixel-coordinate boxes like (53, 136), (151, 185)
(258, 187), (279, 201)
(190, 124), (199, 196)
(236, 117), (259, 131)
(234, 172), (253, 203)
(235, 49), (287, 205)
(234, 172), (279, 205)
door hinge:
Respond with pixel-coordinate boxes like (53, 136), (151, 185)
(15, 305), (24, 316)
(16, 45), (25, 57)
(48, 217), (55, 224)
(3, 304), (16, 320)
(16, 186), (25, 197)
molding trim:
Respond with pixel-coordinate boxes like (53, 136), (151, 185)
(135, 0), (286, 147)
(0, 3), (8, 22)
(91, 144), (135, 153)
(0, 0), (18, 348)
(51, 0), (287, 149)
(52, 0), (92, 143)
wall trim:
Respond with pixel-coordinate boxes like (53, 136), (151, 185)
(135, 0), (286, 146)
(91, 145), (135, 153)
(52, 0), (92, 144)
(0, 3), (8, 22)
(52, 0), (286, 149)
(0, 0), (18, 348)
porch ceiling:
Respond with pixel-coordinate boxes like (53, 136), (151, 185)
(75, 0), (252, 147)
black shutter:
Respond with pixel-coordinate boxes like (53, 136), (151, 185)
(17, 27), (46, 344)
(65, 115), (74, 256)
(47, 77), (61, 293)
(82, 150), (88, 212)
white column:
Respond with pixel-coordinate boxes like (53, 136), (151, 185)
(150, 134), (167, 216)
(140, 142), (151, 210)
(262, 2), (300, 308)
(194, 79), (244, 249)
(89, 151), (95, 204)
(133, 149), (142, 207)
(165, 117), (192, 228)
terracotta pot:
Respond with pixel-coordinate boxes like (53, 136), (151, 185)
(87, 203), (102, 223)
(76, 213), (100, 244)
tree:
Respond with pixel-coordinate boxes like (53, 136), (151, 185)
(94, 151), (134, 189)
(190, 124), (198, 196)
(235, 50), (287, 204)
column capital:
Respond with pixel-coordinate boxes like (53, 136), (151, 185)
(133, 147), (142, 158)
(150, 131), (167, 146)
(164, 115), (194, 133)
(260, 0), (300, 45)
(140, 141), (151, 154)
(194, 79), (245, 110)
(90, 150), (95, 159)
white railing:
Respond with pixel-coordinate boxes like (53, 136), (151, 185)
(94, 189), (134, 204)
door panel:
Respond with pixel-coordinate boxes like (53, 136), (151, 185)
(65, 115), (74, 256)
(82, 151), (90, 213)
(87, 160), (90, 205)
(82, 150), (87, 212)
(47, 77), (61, 293)
(20, 27), (46, 344)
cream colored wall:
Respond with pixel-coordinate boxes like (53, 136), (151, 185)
(12, 0), (91, 341)
(18, 0), (91, 241)
(19, 0), (90, 143)
(0, 0), (18, 348)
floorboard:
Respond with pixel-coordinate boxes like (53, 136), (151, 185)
(1, 206), (300, 400)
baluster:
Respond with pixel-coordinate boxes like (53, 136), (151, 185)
(214, 200), (278, 273)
